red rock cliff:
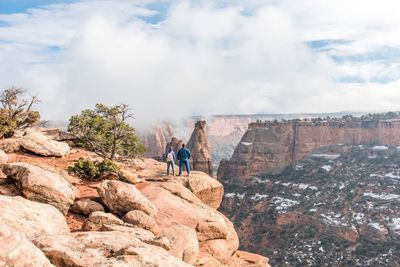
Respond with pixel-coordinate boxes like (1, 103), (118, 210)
(219, 118), (400, 182)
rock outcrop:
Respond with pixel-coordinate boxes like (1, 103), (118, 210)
(2, 163), (75, 214)
(0, 224), (54, 267)
(34, 230), (191, 267)
(19, 131), (70, 157)
(0, 133), (269, 267)
(98, 179), (158, 218)
(0, 195), (70, 239)
(219, 118), (400, 183)
(187, 121), (213, 176)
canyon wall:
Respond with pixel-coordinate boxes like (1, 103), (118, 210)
(219, 118), (400, 183)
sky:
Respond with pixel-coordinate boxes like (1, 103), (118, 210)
(1, 0), (400, 127)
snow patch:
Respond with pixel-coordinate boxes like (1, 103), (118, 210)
(364, 192), (400, 200)
(250, 193), (268, 201)
(372, 145), (388, 150)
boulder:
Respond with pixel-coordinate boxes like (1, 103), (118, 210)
(179, 173), (224, 209)
(34, 231), (191, 267)
(98, 180), (157, 218)
(196, 221), (228, 241)
(122, 210), (160, 235)
(138, 182), (227, 236)
(0, 138), (21, 153)
(71, 198), (104, 216)
(101, 224), (172, 251)
(0, 224), (54, 267)
(0, 195), (69, 240)
(199, 214), (239, 264)
(19, 131), (70, 157)
(0, 149), (8, 165)
(162, 223), (200, 265)
(83, 211), (123, 231)
(2, 163), (75, 215)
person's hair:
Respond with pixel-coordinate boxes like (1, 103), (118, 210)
(182, 143), (185, 147)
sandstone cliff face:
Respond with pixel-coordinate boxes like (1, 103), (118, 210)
(141, 121), (174, 159)
(187, 121), (213, 176)
(219, 118), (400, 183)
(0, 128), (269, 267)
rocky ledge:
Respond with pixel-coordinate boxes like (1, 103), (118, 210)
(0, 128), (270, 267)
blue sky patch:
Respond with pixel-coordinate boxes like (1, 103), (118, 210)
(0, 0), (76, 14)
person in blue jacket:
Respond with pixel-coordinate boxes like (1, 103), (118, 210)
(177, 143), (191, 176)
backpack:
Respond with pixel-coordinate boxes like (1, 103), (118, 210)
(167, 152), (174, 162)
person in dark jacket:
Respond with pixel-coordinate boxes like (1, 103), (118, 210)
(177, 143), (191, 176)
(165, 146), (176, 176)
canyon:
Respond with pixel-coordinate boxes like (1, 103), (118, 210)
(218, 113), (400, 266)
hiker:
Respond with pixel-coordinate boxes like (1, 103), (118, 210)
(177, 143), (191, 176)
(165, 146), (176, 176)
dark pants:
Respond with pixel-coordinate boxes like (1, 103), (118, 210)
(179, 159), (190, 176)
(167, 161), (175, 175)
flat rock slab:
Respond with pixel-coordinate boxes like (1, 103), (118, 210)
(34, 231), (191, 267)
(0, 195), (69, 240)
(0, 224), (54, 267)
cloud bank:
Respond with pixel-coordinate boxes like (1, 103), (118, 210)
(1, 0), (400, 127)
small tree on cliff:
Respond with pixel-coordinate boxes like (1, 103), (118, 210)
(0, 87), (40, 138)
(68, 103), (145, 160)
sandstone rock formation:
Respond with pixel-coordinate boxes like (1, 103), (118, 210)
(2, 163), (75, 214)
(34, 230), (191, 267)
(220, 118), (400, 183)
(19, 131), (70, 157)
(122, 210), (160, 235)
(70, 198), (104, 216)
(141, 121), (174, 159)
(187, 121), (213, 176)
(98, 179), (158, 218)
(0, 132), (269, 267)
(82, 211), (124, 231)
(0, 224), (54, 267)
(0, 149), (8, 164)
(0, 195), (70, 240)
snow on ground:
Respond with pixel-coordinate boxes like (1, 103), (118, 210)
(320, 212), (344, 226)
(389, 218), (400, 233)
(372, 145), (388, 150)
(352, 212), (365, 224)
(321, 165), (332, 172)
(224, 192), (246, 199)
(240, 142), (252, 146)
(364, 192), (400, 200)
(251, 177), (269, 184)
(369, 222), (385, 232)
(272, 197), (299, 211)
(385, 172), (400, 179)
(311, 154), (341, 159)
(250, 193), (268, 201)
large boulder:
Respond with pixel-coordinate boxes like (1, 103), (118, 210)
(122, 210), (160, 235)
(83, 211), (124, 231)
(0, 195), (69, 240)
(178, 173), (224, 209)
(161, 223), (200, 265)
(0, 138), (21, 153)
(0, 224), (54, 267)
(19, 131), (70, 157)
(138, 182), (227, 236)
(34, 231), (191, 267)
(2, 163), (75, 215)
(98, 180), (157, 218)
(71, 198), (104, 216)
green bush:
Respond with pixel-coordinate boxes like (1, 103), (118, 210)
(68, 103), (146, 160)
(68, 158), (121, 180)
(0, 87), (40, 138)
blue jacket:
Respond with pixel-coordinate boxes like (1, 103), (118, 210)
(177, 147), (191, 161)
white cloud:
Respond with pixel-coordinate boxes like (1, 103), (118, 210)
(0, 0), (400, 128)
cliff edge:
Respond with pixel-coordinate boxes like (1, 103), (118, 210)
(0, 128), (269, 267)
